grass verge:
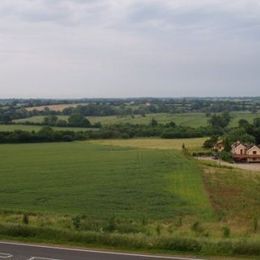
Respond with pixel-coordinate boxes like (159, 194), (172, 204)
(0, 223), (259, 257)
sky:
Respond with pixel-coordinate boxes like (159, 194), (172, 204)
(0, 0), (259, 98)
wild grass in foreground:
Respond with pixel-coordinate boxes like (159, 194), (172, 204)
(0, 222), (259, 257)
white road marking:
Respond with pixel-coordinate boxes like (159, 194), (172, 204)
(0, 241), (205, 260)
(28, 257), (62, 260)
(0, 253), (13, 259)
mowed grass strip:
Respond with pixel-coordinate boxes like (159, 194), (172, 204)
(0, 142), (212, 220)
(90, 138), (207, 151)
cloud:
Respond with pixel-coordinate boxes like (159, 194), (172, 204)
(0, 0), (259, 98)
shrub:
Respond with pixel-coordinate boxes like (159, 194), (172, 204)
(22, 214), (29, 225)
(219, 151), (233, 163)
(116, 223), (144, 234)
(191, 221), (203, 233)
(72, 215), (81, 230)
(222, 226), (230, 238)
(253, 217), (258, 233)
(156, 237), (202, 252)
(104, 216), (116, 232)
(156, 224), (161, 236)
(175, 217), (183, 227)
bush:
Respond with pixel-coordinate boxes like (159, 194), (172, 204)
(104, 216), (116, 232)
(191, 221), (203, 234)
(253, 217), (258, 233)
(22, 214), (29, 225)
(72, 215), (81, 230)
(156, 237), (202, 252)
(156, 224), (161, 236)
(203, 136), (218, 149)
(219, 151), (233, 163)
(222, 226), (230, 238)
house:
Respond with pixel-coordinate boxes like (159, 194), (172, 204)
(231, 141), (260, 163)
(213, 140), (225, 152)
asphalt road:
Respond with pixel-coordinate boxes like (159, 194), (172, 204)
(0, 242), (204, 260)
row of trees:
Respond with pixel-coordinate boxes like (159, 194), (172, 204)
(20, 114), (101, 128)
(1, 108), (260, 144)
(0, 127), (88, 143)
(0, 120), (219, 143)
(42, 114), (99, 128)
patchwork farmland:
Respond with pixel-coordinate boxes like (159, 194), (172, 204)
(13, 111), (260, 128)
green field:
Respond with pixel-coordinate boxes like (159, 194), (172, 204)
(0, 141), (211, 219)
(14, 112), (260, 128)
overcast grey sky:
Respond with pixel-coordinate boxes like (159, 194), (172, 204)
(0, 0), (259, 98)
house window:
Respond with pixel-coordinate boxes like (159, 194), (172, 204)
(253, 151), (257, 155)
(240, 149), (243, 155)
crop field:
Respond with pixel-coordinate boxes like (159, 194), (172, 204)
(14, 111), (260, 128)
(0, 141), (211, 220)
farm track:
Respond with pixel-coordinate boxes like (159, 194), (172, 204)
(198, 157), (260, 172)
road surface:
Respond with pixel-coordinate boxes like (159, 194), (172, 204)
(0, 241), (204, 260)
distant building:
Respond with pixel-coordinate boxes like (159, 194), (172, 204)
(213, 140), (225, 152)
(231, 141), (260, 163)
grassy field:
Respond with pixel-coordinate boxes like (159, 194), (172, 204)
(14, 111), (260, 128)
(0, 124), (91, 132)
(0, 141), (211, 219)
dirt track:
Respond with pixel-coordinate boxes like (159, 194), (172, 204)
(198, 157), (260, 172)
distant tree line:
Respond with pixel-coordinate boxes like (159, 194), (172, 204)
(0, 119), (220, 143)
(2, 109), (260, 144)
(0, 127), (88, 144)
(1, 97), (259, 123)
(41, 114), (101, 128)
